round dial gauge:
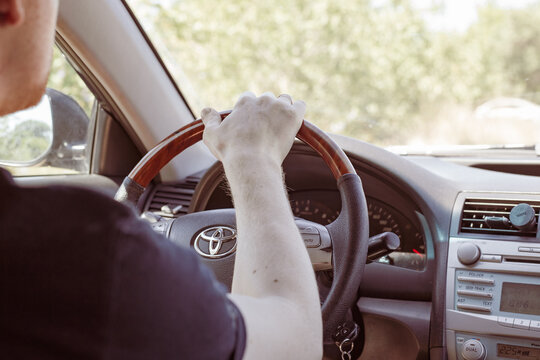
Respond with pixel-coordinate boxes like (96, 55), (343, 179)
(291, 199), (339, 225)
(367, 200), (425, 254)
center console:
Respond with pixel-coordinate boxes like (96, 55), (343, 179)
(446, 193), (540, 360)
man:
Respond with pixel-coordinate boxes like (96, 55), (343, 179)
(0, 0), (322, 359)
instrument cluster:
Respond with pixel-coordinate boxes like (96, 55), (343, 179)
(289, 190), (426, 270)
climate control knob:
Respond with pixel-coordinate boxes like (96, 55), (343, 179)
(461, 339), (486, 360)
(457, 242), (481, 265)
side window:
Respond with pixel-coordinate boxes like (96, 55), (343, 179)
(0, 46), (95, 176)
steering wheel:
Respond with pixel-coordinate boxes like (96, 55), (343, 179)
(114, 110), (369, 348)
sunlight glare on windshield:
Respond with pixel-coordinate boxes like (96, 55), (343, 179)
(127, 0), (540, 148)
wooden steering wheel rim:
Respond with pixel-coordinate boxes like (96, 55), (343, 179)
(127, 110), (356, 188)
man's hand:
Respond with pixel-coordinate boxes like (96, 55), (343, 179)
(201, 92), (305, 168)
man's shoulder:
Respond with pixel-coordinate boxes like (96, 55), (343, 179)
(0, 168), (133, 222)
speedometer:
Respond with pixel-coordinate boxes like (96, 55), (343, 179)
(291, 199), (339, 225)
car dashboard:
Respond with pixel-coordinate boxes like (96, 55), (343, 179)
(136, 135), (540, 360)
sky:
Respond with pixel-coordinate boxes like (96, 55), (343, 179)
(410, 0), (539, 32)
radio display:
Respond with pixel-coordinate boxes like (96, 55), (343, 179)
(500, 282), (540, 316)
(497, 344), (540, 359)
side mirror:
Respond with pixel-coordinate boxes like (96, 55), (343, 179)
(0, 88), (89, 173)
(45, 88), (89, 172)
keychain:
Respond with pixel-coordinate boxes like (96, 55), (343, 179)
(334, 321), (359, 360)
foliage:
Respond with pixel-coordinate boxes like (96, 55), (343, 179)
(130, 0), (540, 146)
(0, 120), (51, 162)
(48, 47), (95, 117)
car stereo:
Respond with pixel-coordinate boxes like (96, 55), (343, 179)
(447, 238), (540, 360)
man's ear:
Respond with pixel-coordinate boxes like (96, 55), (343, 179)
(0, 0), (24, 27)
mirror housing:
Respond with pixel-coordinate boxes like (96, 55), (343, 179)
(45, 88), (89, 172)
(0, 88), (89, 173)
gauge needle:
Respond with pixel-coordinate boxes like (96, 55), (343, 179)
(413, 249), (421, 255)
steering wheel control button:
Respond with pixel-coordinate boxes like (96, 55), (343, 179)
(530, 321), (540, 331)
(297, 223), (322, 248)
(461, 339), (486, 360)
(498, 316), (515, 327)
(457, 242), (481, 265)
(513, 318), (531, 330)
(142, 211), (161, 223)
(457, 276), (495, 285)
(456, 290), (493, 299)
(510, 203), (537, 231)
(480, 254), (502, 263)
(457, 304), (491, 313)
(298, 226), (319, 235)
(302, 235), (321, 248)
(151, 221), (167, 233)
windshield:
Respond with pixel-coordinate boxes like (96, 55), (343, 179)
(127, 0), (540, 149)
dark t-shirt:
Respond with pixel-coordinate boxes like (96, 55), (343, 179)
(0, 168), (245, 359)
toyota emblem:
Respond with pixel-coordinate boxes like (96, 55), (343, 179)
(194, 226), (237, 259)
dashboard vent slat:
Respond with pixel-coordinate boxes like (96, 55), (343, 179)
(460, 198), (540, 237)
(145, 175), (200, 218)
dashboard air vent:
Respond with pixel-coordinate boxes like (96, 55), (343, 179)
(145, 176), (199, 218)
(460, 199), (540, 237)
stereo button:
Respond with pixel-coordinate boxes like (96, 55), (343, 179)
(457, 290), (493, 299)
(457, 276), (495, 285)
(498, 316), (514, 327)
(530, 321), (540, 331)
(519, 247), (533, 252)
(457, 243), (481, 265)
(513, 318), (531, 330)
(457, 304), (491, 313)
(461, 339), (486, 360)
(533, 248), (540, 253)
(480, 254), (502, 263)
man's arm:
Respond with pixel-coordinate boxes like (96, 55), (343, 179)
(202, 93), (323, 359)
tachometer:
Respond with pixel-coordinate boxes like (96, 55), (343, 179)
(367, 200), (425, 254)
(368, 201), (401, 241)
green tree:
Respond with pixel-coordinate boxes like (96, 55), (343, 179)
(0, 120), (51, 162)
(77, 0), (540, 146)
(47, 47), (95, 117)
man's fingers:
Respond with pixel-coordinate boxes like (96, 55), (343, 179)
(234, 91), (257, 109)
(292, 100), (306, 119)
(201, 107), (221, 129)
(258, 91), (276, 103)
(278, 94), (293, 105)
